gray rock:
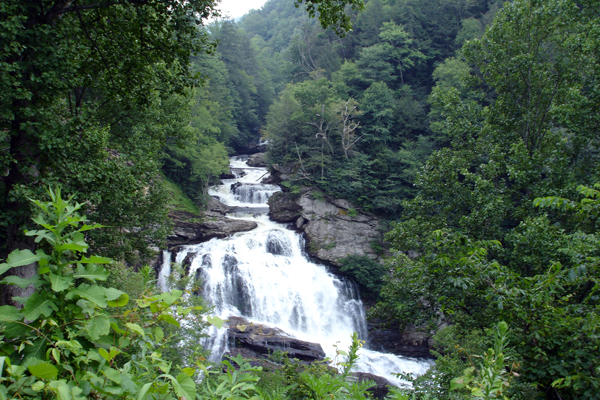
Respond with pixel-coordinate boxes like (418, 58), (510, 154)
(207, 197), (231, 215)
(247, 152), (267, 167)
(167, 211), (257, 247)
(267, 192), (302, 223)
(268, 188), (383, 266)
(225, 317), (326, 362)
(367, 321), (432, 359)
(348, 372), (393, 400)
(269, 163), (298, 183)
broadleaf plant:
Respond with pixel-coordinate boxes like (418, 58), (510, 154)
(0, 187), (216, 399)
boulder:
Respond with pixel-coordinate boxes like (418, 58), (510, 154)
(225, 317), (326, 362)
(298, 193), (382, 266)
(247, 152), (267, 167)
(269, 163), (298, 183)
(207, 196), (231, 215)
(267, 188), (382, 266)
(235, 142), (267, 155)
(167, 210), (257, 247)
(367, 321), (432, 359)
(267, 192), (302, 223)
(348, 372), (393, 400)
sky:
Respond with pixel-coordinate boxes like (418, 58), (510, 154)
(216, 0), (270, 20)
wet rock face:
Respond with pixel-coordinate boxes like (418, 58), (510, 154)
(267, 189), (382, 267)
(267, 192), (302, 223)
(367, 320), (432, 359)
(265, 230), (293, 256)
(246, 152), (267, 167)
(348, 372), (393, 400)
(225, 317), (326, 362)
(167, 198), (257, 247)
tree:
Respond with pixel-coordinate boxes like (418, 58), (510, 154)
(334, 98), (362, 159)
(0, 0), (221, 305)
(297, 0), (365, 36)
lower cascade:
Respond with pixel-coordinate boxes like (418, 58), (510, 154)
(160, 156), (432, 386)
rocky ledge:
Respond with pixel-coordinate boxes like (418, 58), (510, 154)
(224, 316), (326, 362)
(246, 152), (267, 167)
(367, 320), (432, 359)
(167, 197), (257, 247)
(268, 189), (382, 267)
(223, 317), (393, 399)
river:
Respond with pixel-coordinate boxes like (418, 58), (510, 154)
(159, 156), (432, 386)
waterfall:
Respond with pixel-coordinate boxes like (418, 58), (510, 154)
(161, 156), (432, 385)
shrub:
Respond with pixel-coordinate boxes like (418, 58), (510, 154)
(339, 255), (387, 300)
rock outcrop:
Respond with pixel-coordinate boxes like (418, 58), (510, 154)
(367, 321), (432, 358)
(224, 317), (394, 398)
(235, 142), (266, 155)
(268, 192), (302, 223)
(268, 189), (382, 266)
(224, 317), (326, 362)
(167, 197), (257, 247)
(348, 372), (393, 400)
(247, 152), (267, 167)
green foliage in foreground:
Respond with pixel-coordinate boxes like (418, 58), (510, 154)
(163, 175), (202, 215)
(0, 188), (213, 399)
(374, 185), (600, 399)
(0, 188), (386, 399)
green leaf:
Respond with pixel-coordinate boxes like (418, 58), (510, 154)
(0, 275), (43, 289)
(154, 326), (164, 342)
(32, 381), (45, 392)
(107, 293), (129, 308)
(103, 367), (121, 384)
(85, 314), (110, 341)
(23, 338), (46, 360)
(48, 273), (73, 292)
(138, 382), (153, 400)
(0, 306), (21, 322)
(73, 264), (110, 282)
(126, 323), (145, 337)
(79, 223), (106, 232)
(105, 287), (124, 301)
(79, 255), (112, 264)
(98, 348), (111, 362)
(55, 243), (87, 253)
(157, 373), (196, 400)
(56, 382), (71, 400)
(0, 249), (43, 275)
(207, 315), (225, 329)
(28, 362), (58, 380)
(23, 293), (57, 321)
(157, 289), (183, 306)
(158, 314), (180, 327)
(175, 372), (196, 400)
(68, 284), (107, 307)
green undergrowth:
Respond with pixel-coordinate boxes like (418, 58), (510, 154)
(162, 174), (201, 215)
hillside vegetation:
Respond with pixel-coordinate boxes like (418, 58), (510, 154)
(1, 0), (599, 398)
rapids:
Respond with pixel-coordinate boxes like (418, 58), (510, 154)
(159, 156), (432, 386)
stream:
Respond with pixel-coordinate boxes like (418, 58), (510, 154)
(159, 156), (432, 386)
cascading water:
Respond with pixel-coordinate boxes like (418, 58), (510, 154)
(161, 156), (432, 385)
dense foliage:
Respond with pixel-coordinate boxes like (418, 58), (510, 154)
(0, 189), (382, 400)
(4, 0), (600, 398)
(370, 0), (600, 398)
(253, 0), (501, 215)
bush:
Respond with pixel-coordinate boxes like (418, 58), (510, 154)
(339, 255), (387, 300)
(0, 187), (214, 399)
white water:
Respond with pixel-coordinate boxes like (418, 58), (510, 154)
(161, 156), (432, 385)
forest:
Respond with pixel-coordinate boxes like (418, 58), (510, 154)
(0, 0), (599, 399)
